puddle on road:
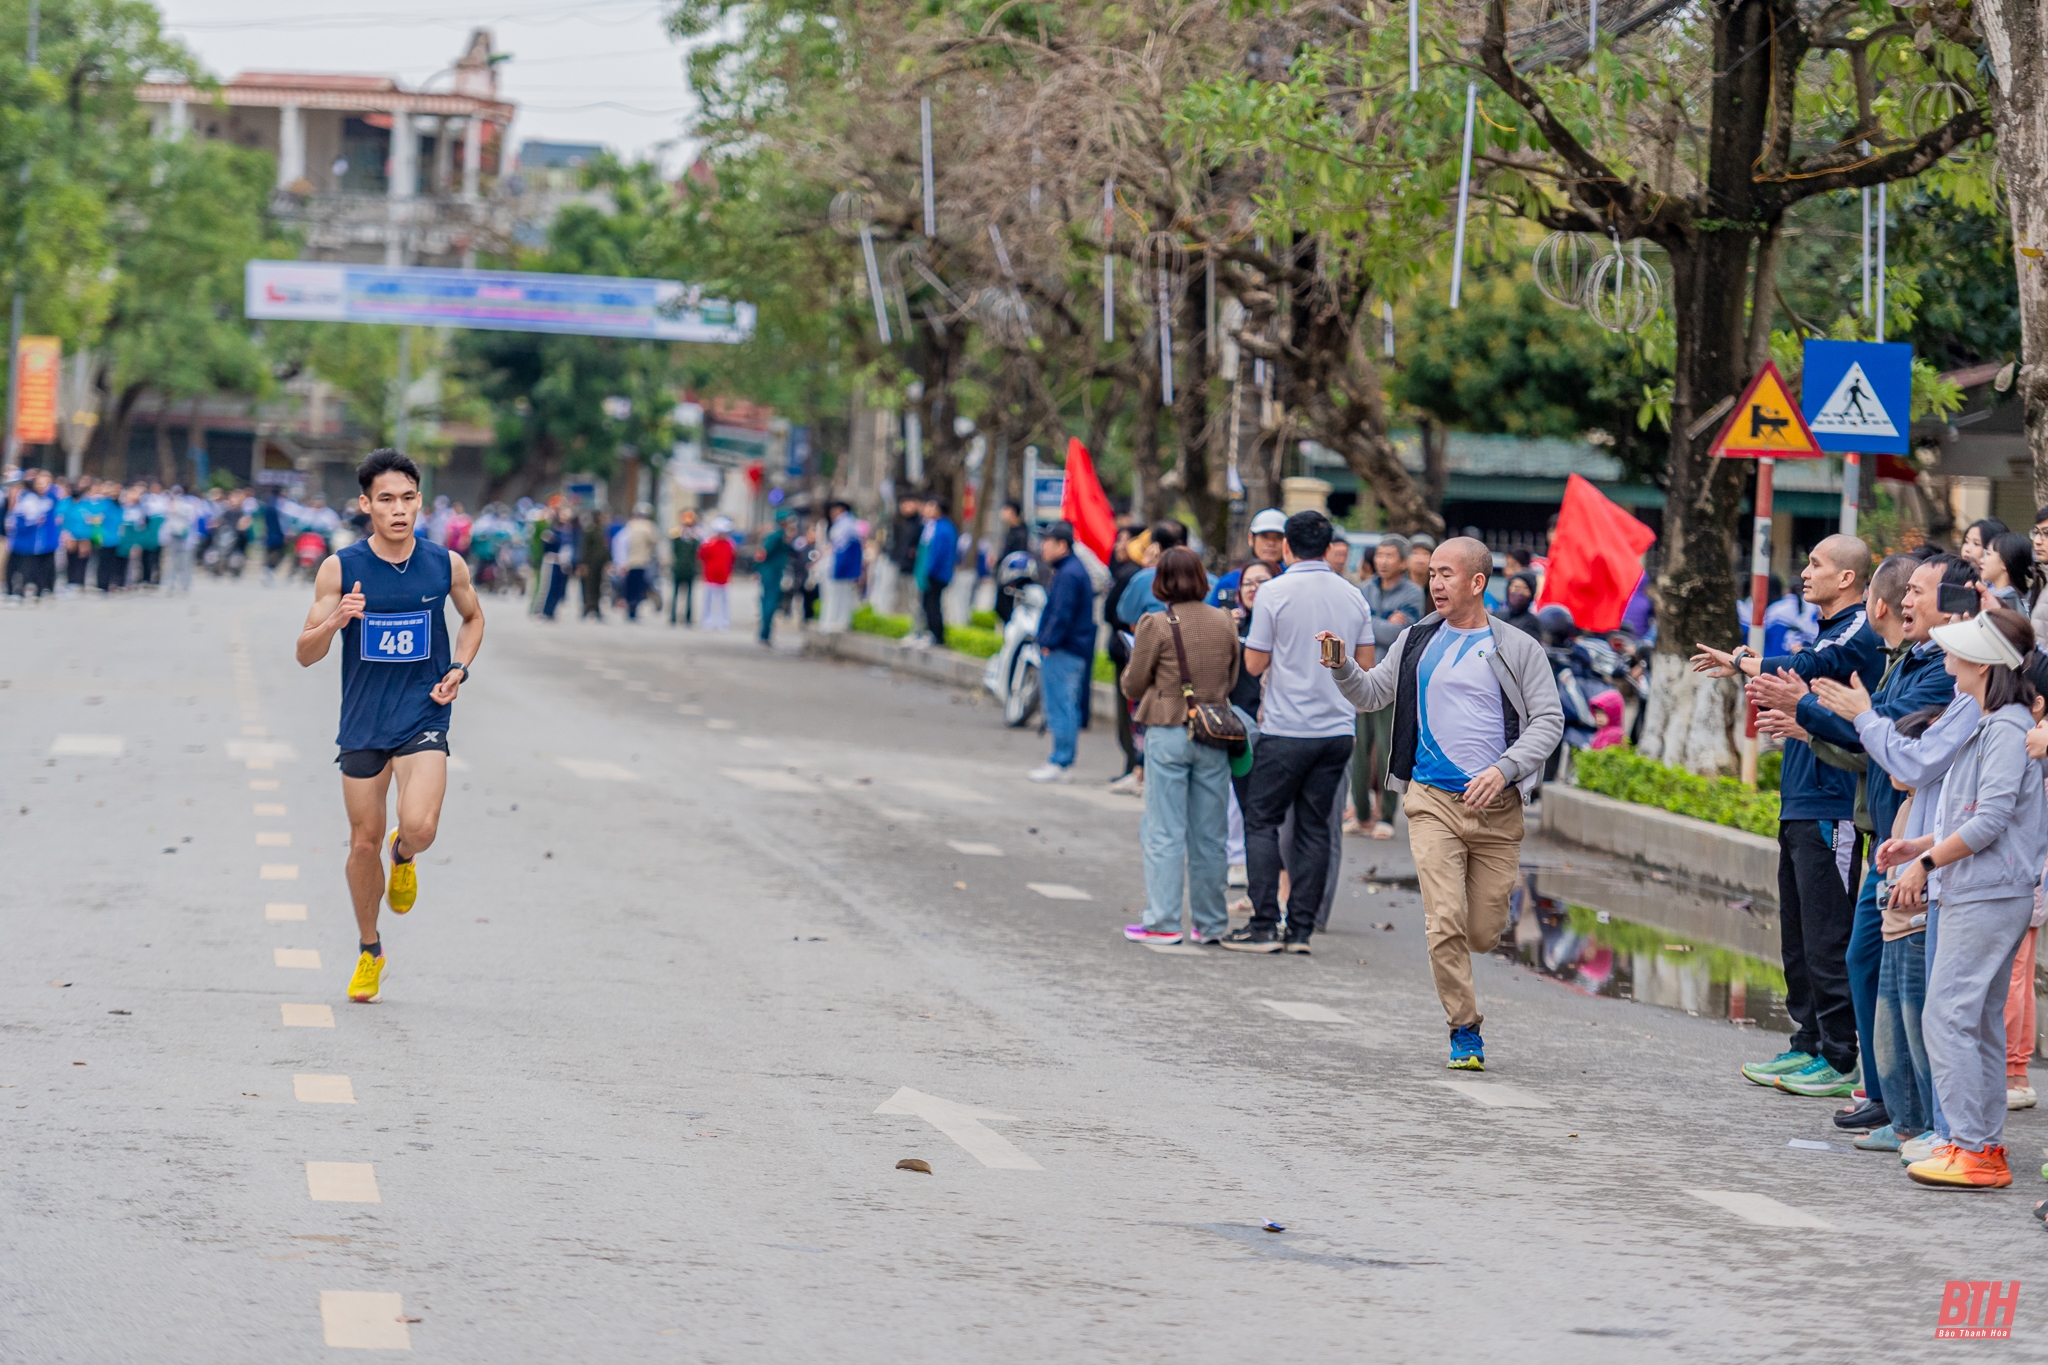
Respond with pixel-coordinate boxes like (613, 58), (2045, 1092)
(1502, 866), (1792, 1032)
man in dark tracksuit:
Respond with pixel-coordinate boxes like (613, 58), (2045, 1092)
(1694, 534), (1882, 1097)
(1761, 553), (1966, 1129)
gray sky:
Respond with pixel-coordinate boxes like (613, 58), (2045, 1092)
(154, 0), (703, 171)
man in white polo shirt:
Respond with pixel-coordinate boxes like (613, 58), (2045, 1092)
(1223, 510), (1375, 954)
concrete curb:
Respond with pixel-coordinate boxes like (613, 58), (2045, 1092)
(1542, 784), (1778, 900)
(802, 629), (1123, 723)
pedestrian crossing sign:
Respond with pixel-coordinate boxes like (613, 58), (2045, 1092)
(1709, 362), (1823, 459)
(1801, 339), (1913, 454)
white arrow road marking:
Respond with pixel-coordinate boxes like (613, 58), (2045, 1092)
(1435, 1078), (1552, 1108)
(319, 1291), (411, 1350)
(1261, 999), (1351, 1022)
(1686, 1189), (1831, 1228)
(1027, 883), (1092, 900)
(873, 1086), (1042, 1170)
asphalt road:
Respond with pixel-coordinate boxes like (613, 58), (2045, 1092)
(6, 575), (2046, 1362)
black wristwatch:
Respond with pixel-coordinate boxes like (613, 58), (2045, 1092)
(1919, 854), (1937, 876)
(448, 662), (470, 684)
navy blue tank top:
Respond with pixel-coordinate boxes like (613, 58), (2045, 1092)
(336, 538), (454, 750)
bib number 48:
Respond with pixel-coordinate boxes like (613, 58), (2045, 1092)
(377, 629), (416, 655)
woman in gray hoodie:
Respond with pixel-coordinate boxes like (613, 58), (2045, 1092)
(1885, 607), (2047, 1189)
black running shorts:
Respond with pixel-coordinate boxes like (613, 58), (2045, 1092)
(336, 727), (450, 780)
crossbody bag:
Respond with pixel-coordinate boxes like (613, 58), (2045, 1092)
(1167, 610), (1248, 752)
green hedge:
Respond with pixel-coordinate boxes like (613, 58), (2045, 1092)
(852, 603), (1114, 676)
(1573, 745), (1781, 837)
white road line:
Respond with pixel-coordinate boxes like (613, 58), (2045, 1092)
(294, 1074), (356, 1104)
(49, 734), (123, 757)
(276, 949), (322, 970)
(319, 1291), (411, 1350)
(706, 718), (737, 730)
(241, 725), (267, 736)
(947, 841), (1004, 856)
(256, 832), (293, 847)
(676, 703), (704, 715)
(1434, 1079), (1553, 1109)
(249, 779), (280, 791)
(899, 779), (996, 805)
(1027, 883), (1092, 900)
(245, 759), (275, 771)
(227, 740), (298, 761)
(624, 681), (650, 692)
(253, 804), (287, 816)
(306, 1162), (381, 1203)
(721, 768), (820, 794)
(1261, 999), (1352, 1022)
(281, 1004), (335, 1028)
(874, 1086), (1042, 1170)
(558, 758), (637, 781)
(266, 903), (308, 921)
(260, 864), (300, 880)
(1046, 785), (1143, 813)
(1686, 1189), (1832, 1228)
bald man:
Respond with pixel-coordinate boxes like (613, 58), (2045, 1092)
(1692, 532), (1886, 1098)
(1319, 536), (1564, 1071)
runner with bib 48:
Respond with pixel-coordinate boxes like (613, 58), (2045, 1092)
(296, 449), (484, 1003)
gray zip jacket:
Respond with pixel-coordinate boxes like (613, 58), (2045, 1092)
(1330, 612), (1566, 802)
(1932, 703), (2048, 904)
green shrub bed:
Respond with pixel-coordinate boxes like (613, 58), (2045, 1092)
(1572, 746), (1781, 837)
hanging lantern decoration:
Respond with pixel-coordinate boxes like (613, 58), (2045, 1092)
(1532, 231), (1596, 310)
(829, 189), (891, 344)
(1139, 231), (1187, 404)
(1582, 237), (1662, 334)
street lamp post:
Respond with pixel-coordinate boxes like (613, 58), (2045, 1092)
(4, 1), (39, 470)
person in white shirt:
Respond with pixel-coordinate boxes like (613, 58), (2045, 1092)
(1220, 510), (1374, 955)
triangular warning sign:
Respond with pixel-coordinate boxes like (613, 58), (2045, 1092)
(1808, 361), (1900, 440)
(1709, 361), (1823, 459)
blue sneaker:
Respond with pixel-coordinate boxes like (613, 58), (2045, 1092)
(1854, 1124), (1902, 1152)
(1448, 1025), (1485, 1071)
(1741, 1050), (1814, 1087)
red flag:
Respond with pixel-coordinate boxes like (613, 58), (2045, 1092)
(1536, 473), (1656, 632)
(1058, 436), (1117, 563)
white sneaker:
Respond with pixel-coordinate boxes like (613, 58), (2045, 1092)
(1227, 863), (1248, 888)
(1898, 1130), (1942, 1165)
(1027, 764), (1073, 784)
(1107, 771), (1141, 794)
(2009, 1085), (2038, 1110)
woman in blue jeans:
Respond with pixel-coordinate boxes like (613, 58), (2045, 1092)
(1120, 547), (1240, 945)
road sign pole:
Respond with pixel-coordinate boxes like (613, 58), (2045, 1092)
(1839, 452), (1860, 536)
(1742, 457), (1774, 787)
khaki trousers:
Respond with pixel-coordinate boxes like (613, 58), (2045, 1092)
(1403, 781), (1524, 1030)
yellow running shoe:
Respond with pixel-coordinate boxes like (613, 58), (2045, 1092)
(386, 830), (417, 914)
(347, 950), (386, 1003)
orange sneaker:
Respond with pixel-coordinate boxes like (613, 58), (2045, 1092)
(1907, 1142), (2012, 1188)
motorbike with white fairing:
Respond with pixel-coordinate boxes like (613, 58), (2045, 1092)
(983, 551), (1046, 726)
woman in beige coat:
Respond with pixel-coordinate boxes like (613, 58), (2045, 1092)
(1120, 546), (1240, 944)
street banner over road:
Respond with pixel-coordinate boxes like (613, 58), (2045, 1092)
(1801, 339), (1912, 455)
(244, 260), (755, 344)
(1709, 361), (1823, 459)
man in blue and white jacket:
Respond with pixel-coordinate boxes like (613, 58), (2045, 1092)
(1693, 534), (1885, 1098)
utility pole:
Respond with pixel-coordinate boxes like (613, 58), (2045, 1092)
(4, 0), (40, 469)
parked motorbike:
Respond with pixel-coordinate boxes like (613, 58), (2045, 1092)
(983, 551), (1046, 727)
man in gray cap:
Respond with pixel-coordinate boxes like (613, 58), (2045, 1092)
(1406, 531), (1436, 588)
(1207, 507), (1290, 608)
(1355, 532), (1427, 837)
